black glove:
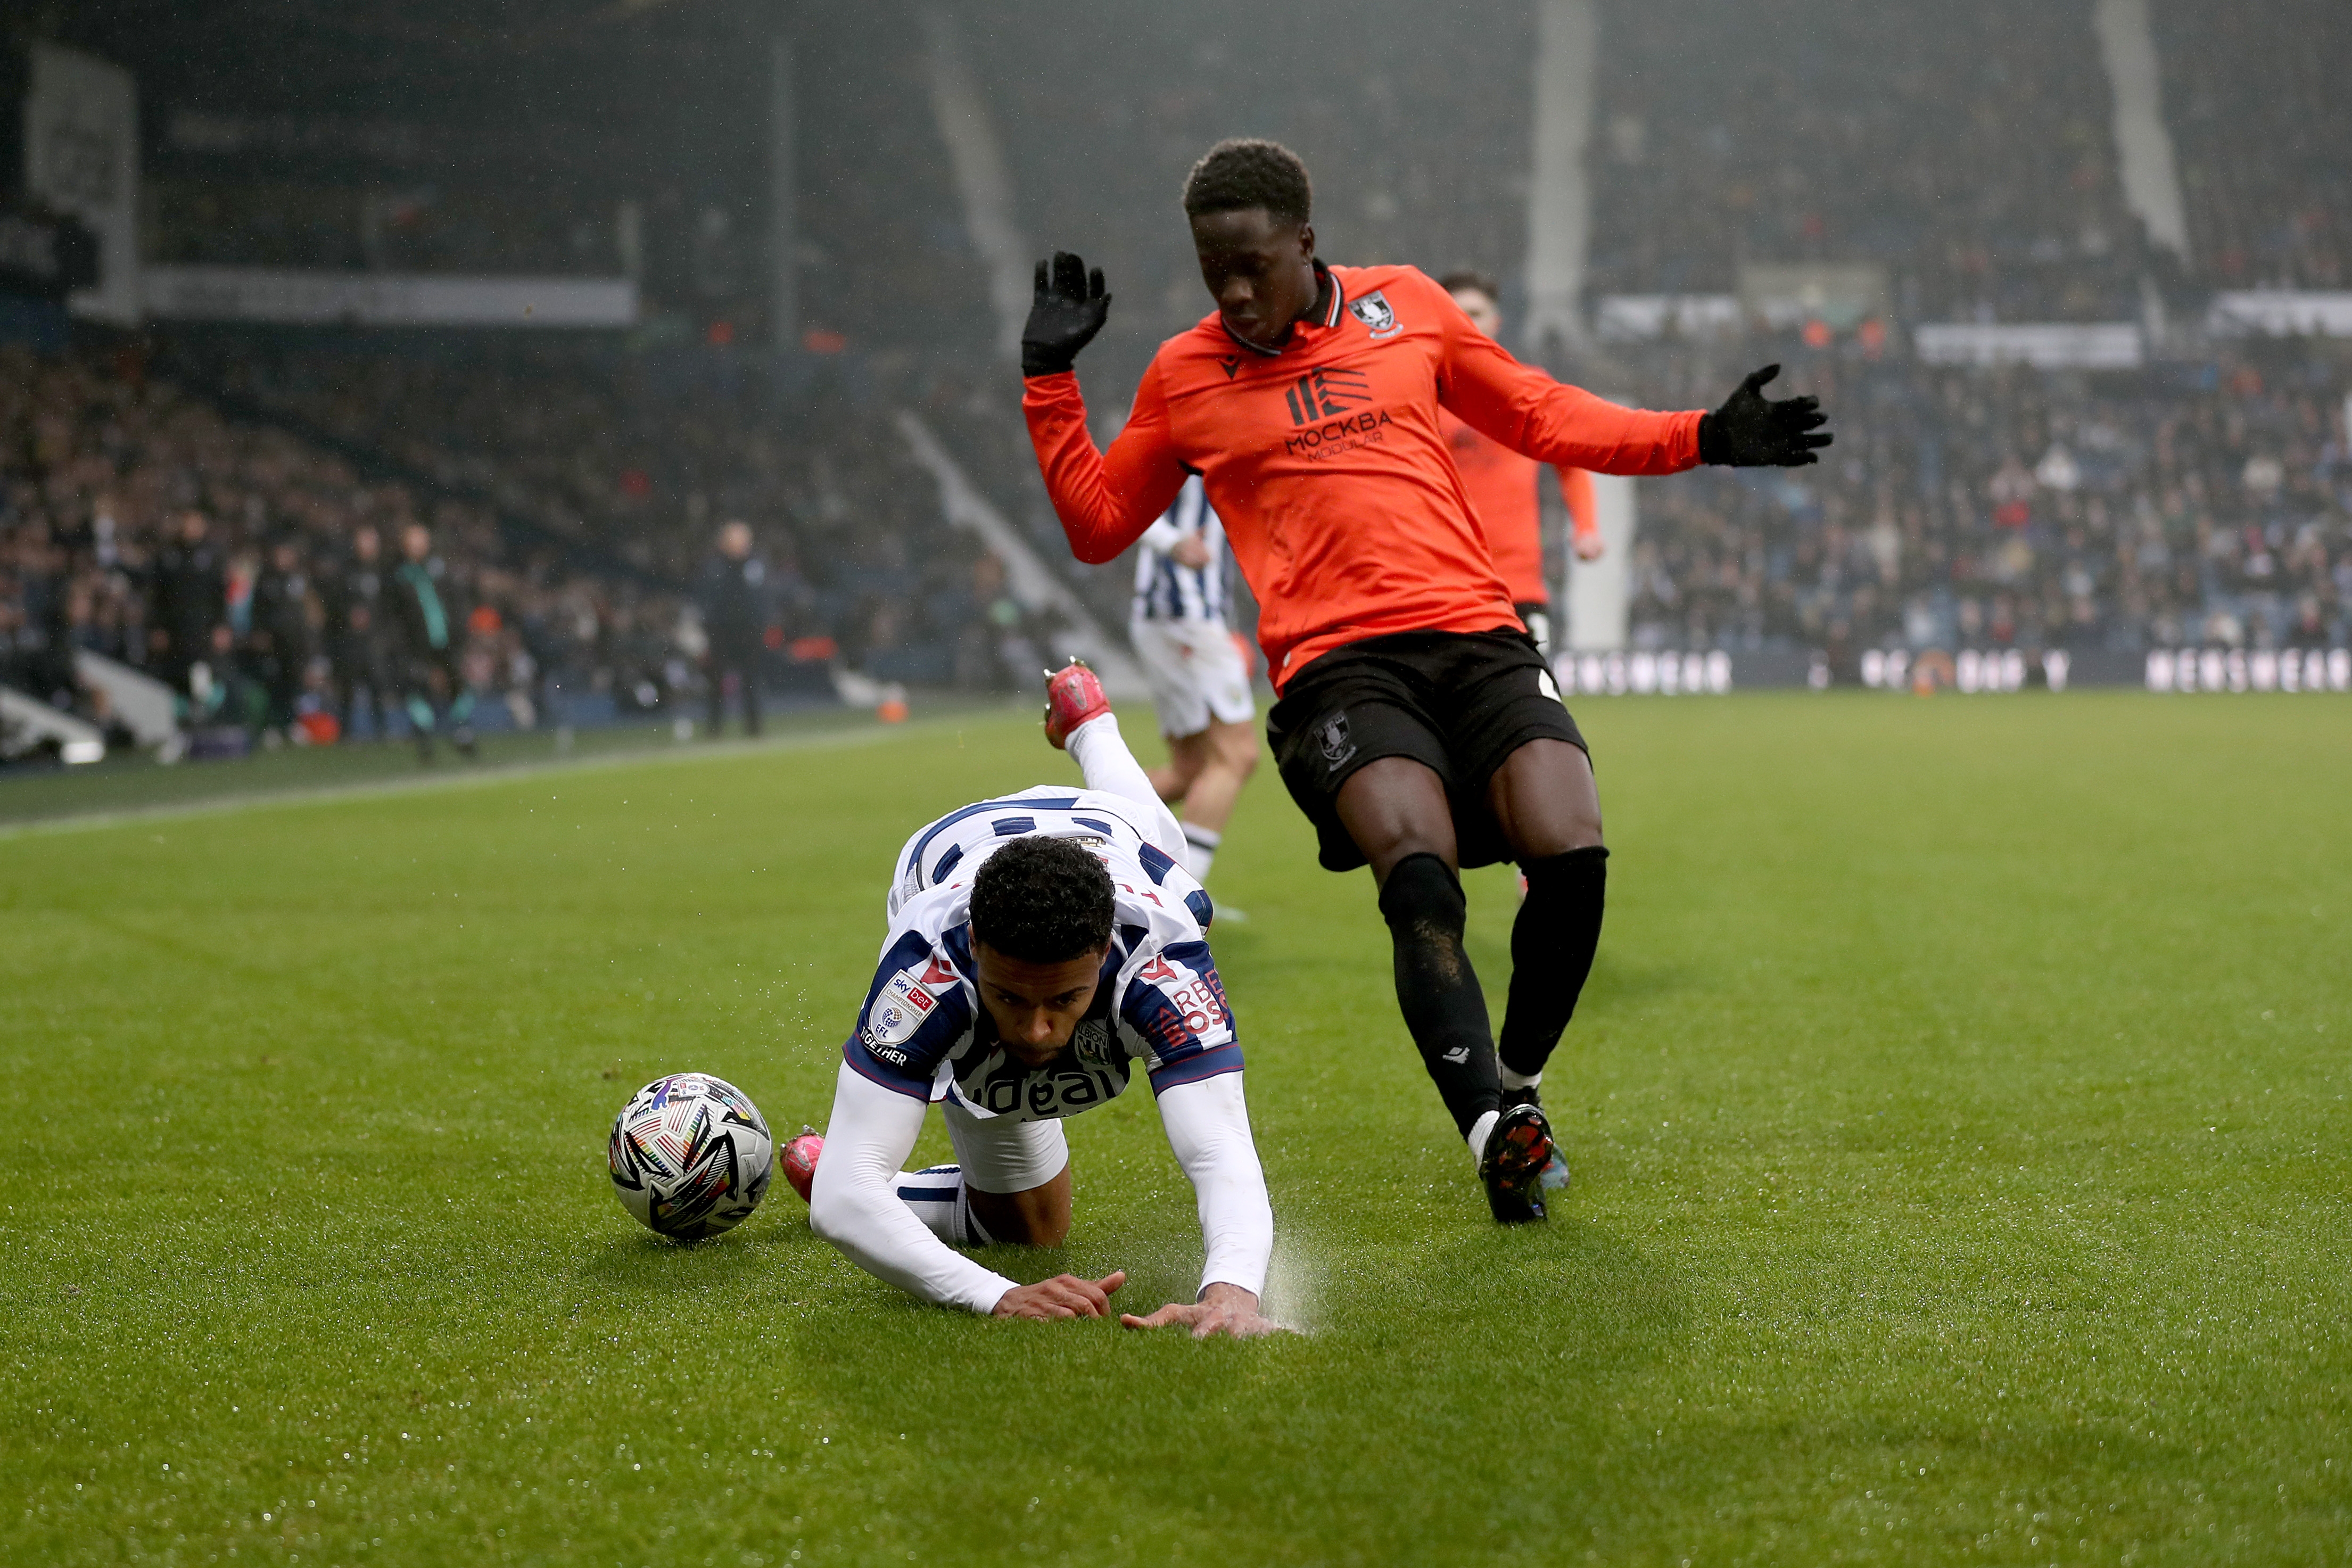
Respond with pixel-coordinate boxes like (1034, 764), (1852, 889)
(1021, 252), (1111, 378)
(1697, 364), (1832, 467)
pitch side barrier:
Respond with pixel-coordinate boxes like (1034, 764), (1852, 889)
(1552, 647), (2351, 695)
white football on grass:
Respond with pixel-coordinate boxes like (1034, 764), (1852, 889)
(607, 1074), (775, 1239)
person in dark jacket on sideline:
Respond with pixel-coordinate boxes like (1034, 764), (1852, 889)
(696, 519), (776, 737)
(324, 524), (392, 740)
(146, 509), (227, 699)
(386, 522), (476, 761)
(249, 535), (314, 740)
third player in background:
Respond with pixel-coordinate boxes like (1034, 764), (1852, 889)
(1437, 270), (1603, 657)
(1128, 473), (1260, 909)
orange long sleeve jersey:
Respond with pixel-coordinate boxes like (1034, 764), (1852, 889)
(1023, 262), (1702, 691)
(1440, 409), (1598, 608)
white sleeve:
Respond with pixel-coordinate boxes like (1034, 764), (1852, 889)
(1137, 515), (1186, 554)
(807, 1064), (1018, 1315)
(1154, 1071), (1273, 1299)
(1065, 713), (1189, 863)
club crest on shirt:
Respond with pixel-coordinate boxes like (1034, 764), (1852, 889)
(1071, 1017), (1115, 1069)
(864, 967), (938, 1048)
(1349, 291), (1401, 339)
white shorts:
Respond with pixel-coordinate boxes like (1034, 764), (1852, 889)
(1129, 614), (1257, 738)
(943, 1097), (1071, 1194)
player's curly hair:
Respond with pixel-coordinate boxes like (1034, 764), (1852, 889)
(1183, 138), (1313, 228)
(969, 836), (1115, 963)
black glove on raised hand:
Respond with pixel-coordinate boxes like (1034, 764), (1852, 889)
(1697, 364), (1833, 467)
(1021, 252), (1111, 378)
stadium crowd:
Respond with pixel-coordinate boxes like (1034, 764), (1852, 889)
(2154, 0), (2348, 290)
(184, 343), (1076, 689)
(0, 344), (710, 756)
(0, 338), (1071, 764)
(1587, 0), (2156, 320)
(1613, 337), (2352, 662)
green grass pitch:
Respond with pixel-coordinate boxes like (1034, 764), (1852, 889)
(4, 692), (2348, 1566)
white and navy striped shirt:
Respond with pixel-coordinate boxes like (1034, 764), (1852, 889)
(848, 786), (1237, 1121)
(1131, 475), (1230, 624)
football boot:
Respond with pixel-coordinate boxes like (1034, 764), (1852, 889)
(1042, 659), (1111, 749)
(1499, 1080), (1571, 1190)
(1480, 1102), (1555, 1224)
(781, 1126), (823, 1203)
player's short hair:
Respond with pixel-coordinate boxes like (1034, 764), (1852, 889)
(969, 836), (1115, 963)
(1183, 138), (1313, 229)
(1438, 269), (1500, 301)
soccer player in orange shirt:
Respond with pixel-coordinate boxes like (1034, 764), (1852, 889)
(1019, 140), (1829, 1223)
(1437, 269), (1602, 655)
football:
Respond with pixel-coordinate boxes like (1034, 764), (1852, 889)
(607, 1073), (776, 1239)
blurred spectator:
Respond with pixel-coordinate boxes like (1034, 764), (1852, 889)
(324, 525), (394, 738)
(385, 523), (476, 761)
(148, 510), (227, 699)
(249, 536), (316, 741)
(696, 519), (775, 738)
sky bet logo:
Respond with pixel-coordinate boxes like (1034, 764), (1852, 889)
(1283, 366), (1372, 426)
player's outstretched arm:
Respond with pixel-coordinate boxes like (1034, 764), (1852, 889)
(1125, 1071), (1286, 1339)
(1431, 283), (1704, 477)
(1019, 251), (1189, 565)
(807, 1065), (1022, 1315)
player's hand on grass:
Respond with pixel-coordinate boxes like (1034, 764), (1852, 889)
(1698, 364), (1833, 467)
(1021, 252), (1112, 378)
(1120, 1281), (1288, 1340)
(992, 1269), (1127, 1321)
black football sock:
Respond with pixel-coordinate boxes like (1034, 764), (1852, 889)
(1378, 852), (1501, 1138)
(1498, 846), (1609, 1082)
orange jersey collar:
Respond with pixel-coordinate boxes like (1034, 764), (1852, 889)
(1218, 260), (1346, 357)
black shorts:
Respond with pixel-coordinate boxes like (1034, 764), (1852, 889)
(1266, 627), (1587, 873)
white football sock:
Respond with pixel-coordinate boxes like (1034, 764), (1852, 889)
(1181, 822), (1221, 881)
(1499, 1066), (1542, 1092)
(892, 1164), (992, 1246)
(1066, 712), (1187, 863)
(1466, 1109), (1500, 1165)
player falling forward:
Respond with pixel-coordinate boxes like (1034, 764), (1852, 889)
(1438, 270), (1602, 656)
(793, 665), (1281, 1336)
(1129, 473), (1260, 894)
(1017, 139), (1830, 1223)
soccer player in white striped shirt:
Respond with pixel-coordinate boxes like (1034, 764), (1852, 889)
(1128, 474), (1261, 889)
(790, 664), (1281, 1336)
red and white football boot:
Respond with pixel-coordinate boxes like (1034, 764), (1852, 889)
(781, 1126), (823, 1203)
(1041, 659), (1111, 749)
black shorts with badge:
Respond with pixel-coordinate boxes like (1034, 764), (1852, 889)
(1266, 626), (1587, 872)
